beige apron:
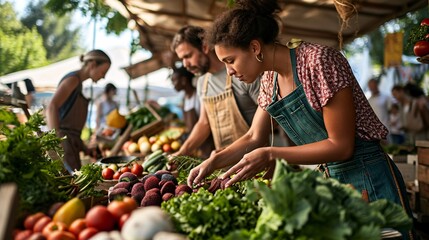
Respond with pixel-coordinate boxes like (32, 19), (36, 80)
(59, 91), (89, 173)
(202, 73), (249, 149)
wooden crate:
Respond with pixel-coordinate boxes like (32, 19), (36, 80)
(417, 147), (429, 166)
(418, 164), (429, 185)
(129, 103), (164, 141)
(420, 182), (429, 200)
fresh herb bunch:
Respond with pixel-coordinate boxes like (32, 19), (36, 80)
(224, 160), (412, 240)
(170, 155), (203, 184)
(161, 187), (261, 240)
(407, 24), (429, 48)
(67, 163), (104, 198)
(0, 108), (69, 217)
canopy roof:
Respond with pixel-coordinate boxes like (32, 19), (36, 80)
(104, 0), (427, 75)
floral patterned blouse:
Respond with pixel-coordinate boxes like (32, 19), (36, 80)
(258, 41), (388, 140)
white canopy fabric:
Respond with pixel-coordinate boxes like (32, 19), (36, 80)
(0, 48), (172, 91)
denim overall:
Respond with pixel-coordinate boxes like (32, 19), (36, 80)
(266, 48), (414, 239)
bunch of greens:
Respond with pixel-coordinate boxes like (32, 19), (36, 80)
(161, 187), (261, 240)
(0, 108), (69, 217)
(225, 160), (412, 240)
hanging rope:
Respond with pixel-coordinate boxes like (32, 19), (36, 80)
(334, 0), (360, 49)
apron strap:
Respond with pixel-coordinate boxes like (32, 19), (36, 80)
(202, 73), (211, 96)
(225, 74), (232, 90)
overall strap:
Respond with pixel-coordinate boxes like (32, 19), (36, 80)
(290, 48), (301, 87)
(271, 72), (279, 102)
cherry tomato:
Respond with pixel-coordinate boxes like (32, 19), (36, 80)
(414, 40), (429, 57)
(421, 18), (429, 26)
(118, 213), (131, 230)
(113, 171), (122, 180)
(42, 221), (68, 237)
(24, 212), (46, 230)
(78, 227), (98, 240)
(85, 205), (116, 231)
(47, 231), (75, 240)
(120, 166), (131, 173)
(68, 218), (86, 238)
(33, 216), (52, 233)
(102, 167), (115, 180)
(131, 163), (143, 176)
(14, 229), (32, 240)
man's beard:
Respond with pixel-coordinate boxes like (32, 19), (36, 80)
(192, 57), (210, 76)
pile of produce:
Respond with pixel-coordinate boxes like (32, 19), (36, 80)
(223, 160), (412, 240)
(126, 106), (157, 131)
(109, 170), (192, 207)
(409, 18), (429, 57)
(161, 187), (261, 240)
(0, 108), (69, 219)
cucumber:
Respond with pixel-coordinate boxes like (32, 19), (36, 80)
(143, 151), (164, 169)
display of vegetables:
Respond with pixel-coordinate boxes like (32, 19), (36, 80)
(0, 108), (69, 219)
(223, 160), (412, 240)
(161, 187), (261, 240)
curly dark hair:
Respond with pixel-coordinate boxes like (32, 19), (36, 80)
(208, 0), (281, 49)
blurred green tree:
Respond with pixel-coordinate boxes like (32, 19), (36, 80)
(20, 0), (82, 62)
(0, 2), (47, 75)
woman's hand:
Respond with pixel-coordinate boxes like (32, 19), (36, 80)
(221, 147), (272, 188)
(187, 160), (215, 187)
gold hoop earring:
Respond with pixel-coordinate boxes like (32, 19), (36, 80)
(256, 53), (264, 63)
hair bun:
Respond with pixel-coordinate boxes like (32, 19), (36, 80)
(234, 0), (280, 17)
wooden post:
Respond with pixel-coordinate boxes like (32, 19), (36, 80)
(0, 183), (19, 240)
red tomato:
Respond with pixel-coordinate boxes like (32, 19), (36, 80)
(28, 232), (46, 240)
(102, 168), (115, 180)
(162, 143), (172, 152)
(118, 213), (131, 230)
(14, 229), (33, 240)
(120, 166), (131, 173)
(113, 171), (122, 180)
(414, 40), (429, 57)
(131, 163), (143, 176)
(85, 205), (116, 231)
(33, 216), (52, 233)
(24, 212), (46, 230)
(78, 227), (98, 240)
(421, 18), (429, 26)
(42, 221), (68, 237)
(68, 218), (86, 238)
(107, 197), (136, 221)
(47, 231), (75, 240)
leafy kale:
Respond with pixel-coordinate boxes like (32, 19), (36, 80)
(226, 160), (412, 240)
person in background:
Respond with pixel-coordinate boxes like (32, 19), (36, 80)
(187, 1), (414, 238)
(388, 103), (405, 145)
(95, 83), (119, 132)
(46, 49), (111, 173)
(392, 83), (429, 144)
(171, 66), (214, 157)
(170, 25), (260, 158)
(367, 78), (392, 135)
